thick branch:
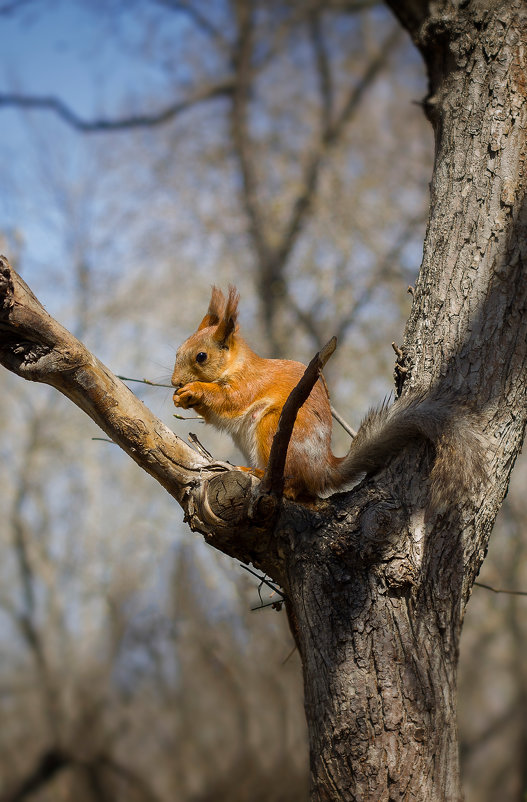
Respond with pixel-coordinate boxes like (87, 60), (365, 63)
(0, 257), (276, 571)
(0, 259), (208, 490)
(0, 749), (71, 802)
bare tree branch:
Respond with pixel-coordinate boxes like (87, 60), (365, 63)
(230, 1), (270, 267)
(285, 290), (327, 347)
(333, 211), (426, 343)
(308, 9), (334, 128)
(230, 0), (288, 353)
(0, 81), (235, 132)
(474, 581), (527, 597)
(9, 428), (56, 699)
(1, 749), (163, 802)
(229, 13), (402, 352)
(0, 257), (209, 490)
(1, 749), (70, 802)
(274, 26), (402, 272)
(329, 28), (403, 138)
(0, 256), (281, 574)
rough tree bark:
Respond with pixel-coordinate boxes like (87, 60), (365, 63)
(0, 2), (526, 801)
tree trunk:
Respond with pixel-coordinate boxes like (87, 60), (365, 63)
(0, 3), (526, 801)
(280, 2), (527, 799)
(282, 467), (468, 800)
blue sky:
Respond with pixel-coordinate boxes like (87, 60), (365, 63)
(0, 2), (185, 308)
(0, 1), (179, 117)
(2, 2), (117, 116)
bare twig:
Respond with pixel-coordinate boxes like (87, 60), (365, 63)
(260, 337), (338, 498)
(331, 405), (357, 438)
(241, 565), (284, 598)
(117, 375), (173, 388)
(282, 644), (298, 664)
(116, 376), (204, 420)
(118, 369), (354, 438)
(251, 593), (286, 611)
(188, 432), (213, 460)
(333, 211), (425, 344)
(474, 581), (527, 597)
(392, 342), (404, 360)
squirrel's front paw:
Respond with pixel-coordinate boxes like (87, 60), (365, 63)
(173, 383), (204, 410)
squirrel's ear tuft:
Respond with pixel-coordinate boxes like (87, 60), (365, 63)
(197, 286), (226, 331)
(214, 285), (239, 346)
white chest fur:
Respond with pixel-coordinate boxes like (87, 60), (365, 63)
(206, 399), (272, 468)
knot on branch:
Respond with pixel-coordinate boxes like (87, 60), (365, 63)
(0, 257), (87, 378)
(184, 468), (280, 568)
(186, 469), (260, 532)
(9, 340), (52, 364)
(0, 256), (15, 312)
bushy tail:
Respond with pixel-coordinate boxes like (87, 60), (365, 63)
(328, 393), (486, 509)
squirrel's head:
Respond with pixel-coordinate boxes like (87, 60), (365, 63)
(171, 285), (240, 388)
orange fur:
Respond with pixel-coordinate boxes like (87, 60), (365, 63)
(172, 286), (336, 499)
(172, 287), (486, 507)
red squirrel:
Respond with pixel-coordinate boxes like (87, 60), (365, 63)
(172, 286), (485, 504)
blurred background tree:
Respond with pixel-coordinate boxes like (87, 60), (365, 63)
(0, 1), (524, 800)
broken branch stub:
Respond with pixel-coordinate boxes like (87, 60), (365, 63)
(260, 336), (338, 498)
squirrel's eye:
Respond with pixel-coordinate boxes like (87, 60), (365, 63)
(196, 352), (208, 364)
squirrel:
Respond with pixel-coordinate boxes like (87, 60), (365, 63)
(171, 286), (485, 505)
